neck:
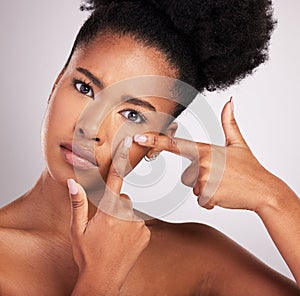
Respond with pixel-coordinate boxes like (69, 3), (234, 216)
(8, 168), (100, 239)
(6, 168), (157, 240)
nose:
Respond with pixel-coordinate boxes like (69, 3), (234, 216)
(77, 127), (101, 142)
(75, 110), (105, 144)
(74, 93), (120, 145)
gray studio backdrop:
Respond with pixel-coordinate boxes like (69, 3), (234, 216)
(0, 0), (299, 280)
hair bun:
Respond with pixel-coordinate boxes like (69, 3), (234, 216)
(80, 0), (140, 11)
(148, 1), (200, 36)
(151, 0), (276, 91)
(80, 0), (276, 92)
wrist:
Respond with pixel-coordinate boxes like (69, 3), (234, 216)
(255, 176), (298, 217)
(72, 269), (121, 296)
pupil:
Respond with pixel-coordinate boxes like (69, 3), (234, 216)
(128, 112), (138, 121)
(80, 84), (89, 93)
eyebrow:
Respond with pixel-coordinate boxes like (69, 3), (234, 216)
(76, 67), (156, 112)
(76, 67), (104, 89)
(122, 97), (156, 112)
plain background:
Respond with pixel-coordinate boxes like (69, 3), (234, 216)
(0, 0), (299, 280)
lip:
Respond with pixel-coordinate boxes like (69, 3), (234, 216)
(60, 142), (98, 169)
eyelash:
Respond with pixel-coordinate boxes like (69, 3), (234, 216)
(72, 78), (94, 98)
(119, 109), (147, 124)
(72, 78), (147, 124)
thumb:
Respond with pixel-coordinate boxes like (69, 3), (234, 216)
(67, 179), (89, 235)
(221, 98), (248, 147)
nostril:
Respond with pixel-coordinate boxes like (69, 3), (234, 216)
(77, 128), (100, 142)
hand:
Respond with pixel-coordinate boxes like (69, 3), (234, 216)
(134, 99), (283, 212)
(67, 137), (151, 295)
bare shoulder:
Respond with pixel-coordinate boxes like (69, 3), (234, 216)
(0, 223), (75, 296)
(0, 196), (24, 227)
(0, 195), (36, 233)
(147, 220), (300, 295)
(0, 225), (30, 295)
(0, 201), (46, 294)
(0, 201), (23, 256)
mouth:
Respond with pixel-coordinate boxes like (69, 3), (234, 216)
(60, 142), (98, 169)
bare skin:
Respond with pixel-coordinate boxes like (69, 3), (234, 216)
(135, 99), (300, 286)
(0, 33), (299, 295)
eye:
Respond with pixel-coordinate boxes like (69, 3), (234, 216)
(73, 79), (94, 98)
(119, 109), (146, 124)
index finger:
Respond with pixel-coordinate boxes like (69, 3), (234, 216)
(105, 136), (132, 197)
(98, 136), (137, 220)
(134, 133), (205, 160)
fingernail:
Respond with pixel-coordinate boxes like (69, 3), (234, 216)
(134, 134), (147, 143)
(230, 96), (234, 114)
(67, 179), (79, 195)
(124, 136), (133, 148)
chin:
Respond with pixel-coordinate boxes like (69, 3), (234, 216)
(45, 152), (104, 192)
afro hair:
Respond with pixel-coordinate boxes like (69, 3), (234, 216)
(68, 0), (276, 110)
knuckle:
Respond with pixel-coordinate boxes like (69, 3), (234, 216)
(71, 199), (85, 209)
(198, 182), (207, 196)
(111, 167), (123, 179)
(144, 227), (151, 237)
(140, 231), (151, 246)
(118, 151), (128, 160)
(230, 117), (237, 126)
(193, 188), (199, 197)
(193, 184), (200, 196)
(201, 157), (211, 168)
(150, 135), (158, 146)
(200, 174), (208, 184)
(202, 203), (214, 210)
(168, 138), (176, 149)
(142, 237), (150, 248)
(120, 193), (130, 200)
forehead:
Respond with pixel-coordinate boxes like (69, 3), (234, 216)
(68, 33), (179, 113)
(70, 33), (178, 85)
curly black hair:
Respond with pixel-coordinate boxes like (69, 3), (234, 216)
(66, 0), (276, 116)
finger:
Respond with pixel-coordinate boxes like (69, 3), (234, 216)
(202, 202), (215, 210)
(120, 193), (130, 200)
(99, 191), (139, 221)
(115, 194), (135, 219)
(105, 136), (132, 197)
(134, 133), (207, 161)
(193, 182), (200, 196)
(67, 178), (89, 235)
(99, 137), (137, 221)
(221, 98), (248, 148)
(181, 161), (199, 187)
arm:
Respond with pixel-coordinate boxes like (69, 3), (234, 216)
(256, 180), (300, 285)
(71, 271), (119, 296)
(134, 98), (300, 286)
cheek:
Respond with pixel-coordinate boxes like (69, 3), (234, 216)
(43, 91), (76, 133)
(43, 86), (91, 139)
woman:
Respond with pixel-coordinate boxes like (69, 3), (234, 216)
(0, 0), (299, 295)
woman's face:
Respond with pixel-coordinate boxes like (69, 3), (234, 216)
(41, 33), (179, 191)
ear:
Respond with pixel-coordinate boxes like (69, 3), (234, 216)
(47, 67), (66, 104)
(145, 122), (178, 158)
